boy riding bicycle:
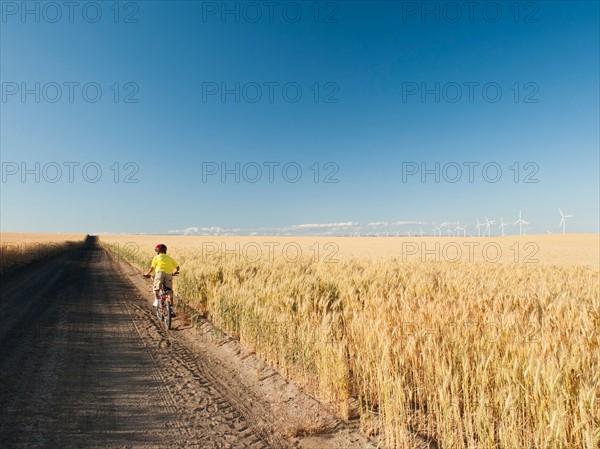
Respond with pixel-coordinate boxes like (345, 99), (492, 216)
(144, 244), (180, 311)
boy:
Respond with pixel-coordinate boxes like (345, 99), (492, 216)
(144, 244), (180, 310)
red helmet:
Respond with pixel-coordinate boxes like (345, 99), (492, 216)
(155, 244), (167, 253)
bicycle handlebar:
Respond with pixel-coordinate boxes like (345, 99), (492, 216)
(143, 272), (179, 279)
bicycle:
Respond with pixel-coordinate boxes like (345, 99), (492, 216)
(143, 273), (178, 330)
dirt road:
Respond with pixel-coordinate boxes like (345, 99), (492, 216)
(0, 238), (287, 448)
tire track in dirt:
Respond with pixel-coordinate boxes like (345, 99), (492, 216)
(122, 301), (273, 448)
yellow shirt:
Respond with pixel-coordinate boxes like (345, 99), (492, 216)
(151, 254), (179, 273)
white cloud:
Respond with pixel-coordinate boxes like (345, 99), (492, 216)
(438, 221), (455, 228)
(167, 220), (429, 236)
(168, 226), (229, 235)
(368, 220), (426, 227)
(391, 220), (427, 225)
(288, 222), (359, 230)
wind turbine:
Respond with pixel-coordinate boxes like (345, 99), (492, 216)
(484, 216), (496, 237)
(446, 228), (453, 236)
(559, 209), (573, 234)
(498, 217), (509, 237)
(454, 221), (461, 237)
(475, 218), (484, 237)
(514, 210), (529, 236)
(419, 227), (424, 237)
(453, 221), (467, 237)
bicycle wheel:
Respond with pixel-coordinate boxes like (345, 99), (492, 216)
(156, 297), (163, 321)
(164, 301), (171, 330)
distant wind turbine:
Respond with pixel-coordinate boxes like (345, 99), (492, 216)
(514, 210), (529, 236)
(484, 216), (496, 237)
(498, 217), (509, 237)
(475, 218), (484, 237)
(559, 209), (573, 234)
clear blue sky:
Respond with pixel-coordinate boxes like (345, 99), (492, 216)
(1, 1), (598, 235)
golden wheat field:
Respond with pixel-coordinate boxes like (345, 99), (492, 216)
(102, 234), (599, 449)
(0, 233), (86, 274)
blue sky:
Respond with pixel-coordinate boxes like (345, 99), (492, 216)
(1, 1), (598, 235)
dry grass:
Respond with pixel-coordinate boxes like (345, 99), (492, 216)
(101, 234), (600, 449)
(101, 234), (598, 266)
(0, 233), (86, 274)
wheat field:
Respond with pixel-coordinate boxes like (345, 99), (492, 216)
(0, 233), (86, 274)
(101, 234), (599, 449)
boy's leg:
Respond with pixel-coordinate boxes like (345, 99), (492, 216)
(164, 274), (175, 315)
(153, 272), (164, 297)
(152, 272), (164, 306)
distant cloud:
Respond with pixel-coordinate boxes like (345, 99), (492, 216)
(391, 220), (427, 225)
(168, 226), (232, 235)
(167, 220), (430, 236)
(288, 222), (359, 230)
(438, 221), (455, 228)
(368, 220), (427, 227)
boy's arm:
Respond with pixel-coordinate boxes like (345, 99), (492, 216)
(170, 256), (179, 275)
